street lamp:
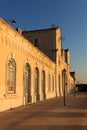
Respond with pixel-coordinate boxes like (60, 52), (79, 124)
(63, 69), (66, 106)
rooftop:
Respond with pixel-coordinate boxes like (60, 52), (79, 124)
(22, 26), (60, 33)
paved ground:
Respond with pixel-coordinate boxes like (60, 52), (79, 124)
(0, 92), (87, 130)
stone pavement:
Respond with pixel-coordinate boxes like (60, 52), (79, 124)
(0, 92), (87, 130)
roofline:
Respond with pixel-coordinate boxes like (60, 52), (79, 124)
(23, 26), (60, 33)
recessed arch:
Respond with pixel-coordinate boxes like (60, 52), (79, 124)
(42, 70), (46, 99)
(24, 62), (31, 104)
(6, 57), (16, 93)
(34, 67), (40, 101)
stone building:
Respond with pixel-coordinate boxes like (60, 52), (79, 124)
(0, 18), (75, 111)
(23, 27), (75, 95)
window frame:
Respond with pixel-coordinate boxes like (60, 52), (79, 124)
(34, 38), (40, 47)
(6, 58), (16, 94)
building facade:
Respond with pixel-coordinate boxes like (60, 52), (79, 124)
(0, 18), (75, 111)
(23, 27), (75, 95)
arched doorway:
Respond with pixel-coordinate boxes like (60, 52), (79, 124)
(42, 70), (46, 99)
(35, 67), (39, 101)
(24, 63), (31, 104)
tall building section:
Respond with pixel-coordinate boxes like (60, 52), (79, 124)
(23, 27), (74, 96)
(0, 18), (75, 111)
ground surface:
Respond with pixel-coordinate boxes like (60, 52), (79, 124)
(0, 92), (87, 130)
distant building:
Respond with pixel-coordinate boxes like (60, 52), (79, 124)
(70, 71), (76, 92)
(76, 84), (87, 91)
(0, 18), (75, 111)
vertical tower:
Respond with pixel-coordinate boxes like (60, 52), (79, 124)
(55, 27), (62, 96)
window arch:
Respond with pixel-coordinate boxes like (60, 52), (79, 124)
(6, 58), (16, 93)
(42, 71), (45, 92)
(42, 70), (46, 99)
(24, 63), (31, 103)
(35, 67), (39, 93)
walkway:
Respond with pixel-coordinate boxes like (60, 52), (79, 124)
(0, 92), (87, 130)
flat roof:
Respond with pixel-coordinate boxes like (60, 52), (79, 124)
(23, 26), (60, 33)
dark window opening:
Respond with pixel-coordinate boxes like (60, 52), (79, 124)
(34, 39), (40, 47)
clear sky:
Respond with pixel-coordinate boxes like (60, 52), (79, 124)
(0, 0), (87, 84)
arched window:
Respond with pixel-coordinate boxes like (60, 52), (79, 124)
(42, 70), (46, 99)
(35, 67), (39, 93)
(6, 58), (16, 93)
(24, 63), (30, 94)
(24, 63), (31, 103)
(35, 67), (39, 101)
(42, 71), (45, 92)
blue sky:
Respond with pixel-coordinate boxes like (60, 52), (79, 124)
(0, 0), (87, 83)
